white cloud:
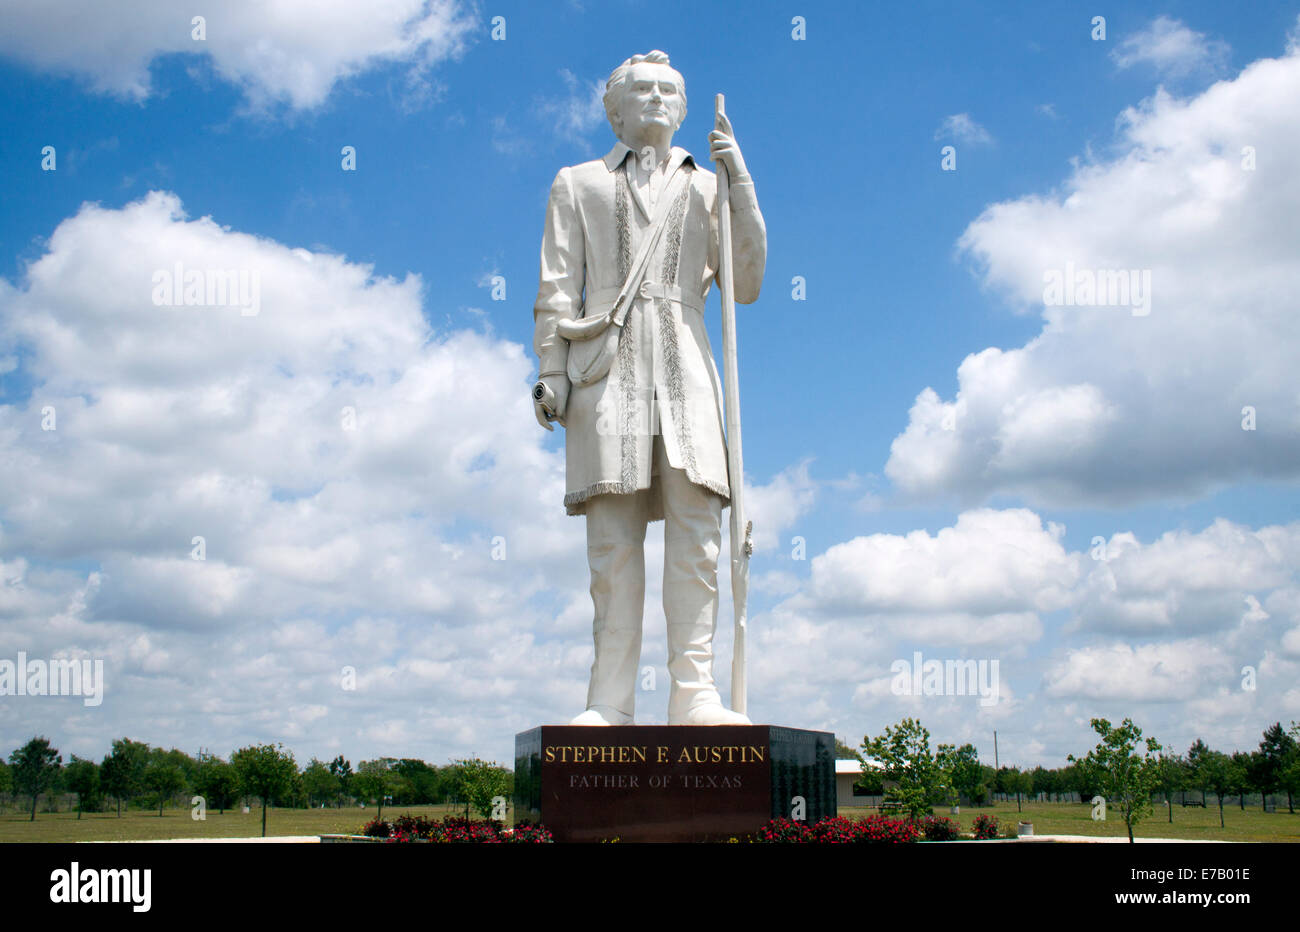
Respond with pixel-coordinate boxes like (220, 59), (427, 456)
(1112, 15), (1231, 78)
(0, 0), (477, 110)
(888, 37), (1300, 506)
(541, 69), (607, 137)
(804, 508), (1079, 619)
(733, 510), (1300, 761)
(1044, 641), (1230, 702)
(934, 113), (993, 146)
(744, 459), (817, 555)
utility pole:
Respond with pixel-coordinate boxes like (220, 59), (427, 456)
(994, 731), (999, 770)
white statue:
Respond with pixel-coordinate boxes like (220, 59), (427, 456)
(531, 51), (766, 725)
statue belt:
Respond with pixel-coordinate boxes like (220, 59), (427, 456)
(582, 283), (705, 316)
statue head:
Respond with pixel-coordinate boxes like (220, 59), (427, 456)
(603, 50), (687, 145)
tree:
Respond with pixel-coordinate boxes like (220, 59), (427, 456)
(1186, 739), (1210, 806)
(937, 743), (983, 807)
(328, 755), (353, 805)
(352, 760), (400, 822)
(0, 759), (12, 800)
(1068, 718), (1162, 843)
(100, 738), (149, 817)
(143, 755), (186, 817)
(455, 758), (512, 820)
(230, 743), (298, 837)
(393, 758), (442, 805)
(1030, 766), (1055, 803)
(862, 718), (947, 820)
(9, 736), (62, 821)
(853, 764), (884, 796)
(1196, 751), (1244, 829)
(302, 758), (337, 808)
(834, 738), (862, 761)
(1258, 722), (1295, 812)
(65, 756), (101, 819)
(1012, 769), (1035, 812)
(1243, 750), (1272, 811)
(1230, 752), (1254, 809)
(194, 754), (239, 815)
(1279, 722), (1300, 815)
(1154, 748), (1185, 823)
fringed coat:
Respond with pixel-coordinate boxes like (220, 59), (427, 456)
(533, 142), (767, 518)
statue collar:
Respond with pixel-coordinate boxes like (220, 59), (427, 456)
(602, 142), (695, 174)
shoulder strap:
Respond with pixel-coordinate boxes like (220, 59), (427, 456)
(608, 163), (692, 328)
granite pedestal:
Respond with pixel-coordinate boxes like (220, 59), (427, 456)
(514, 725), (835, 842)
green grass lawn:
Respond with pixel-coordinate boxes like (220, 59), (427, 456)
(0, 803), (470, 843)
(838, 799), (1300, 842)
(5, 799), (1297, 843)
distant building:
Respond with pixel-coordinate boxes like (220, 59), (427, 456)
(835, 757), (885, 809)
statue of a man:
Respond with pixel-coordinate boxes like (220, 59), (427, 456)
(532, 50), (766, 726)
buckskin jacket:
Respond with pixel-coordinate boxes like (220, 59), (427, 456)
(533, 141), (766, 518)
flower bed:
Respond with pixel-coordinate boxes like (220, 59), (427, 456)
(753, 815), (921, 844)
(359, 814), (553, 843)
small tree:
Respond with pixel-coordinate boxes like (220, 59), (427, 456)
(302, 758), (337, 808)
(1230, 752), (1255, 809)
(353, 761), (399, 822)
(100, 738), (149, 817)
(1197, 750), (1244, 829)
(143, 757), (186, 817)
(65, 756), (101, 819)
(328, 755), (353, 806)
(10, 736), (62, 821)
(231, 743), (298, 837)
(1068, 718), (1162, 843)
(937, 743), (982, 807)
(1258, 723), (1294, 811)
(194, 754), (240, 815)
(1279, 722), (1300, 815)
(1186, 739), (1210, 806)
(1154, 748), (1184, 823)
(862, 718), (946, 820)
(455, 758), (512, 820)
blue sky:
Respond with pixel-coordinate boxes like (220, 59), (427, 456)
(1, 0), (1298, 771)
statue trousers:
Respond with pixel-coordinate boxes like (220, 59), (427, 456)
(583, 430), (725, 723)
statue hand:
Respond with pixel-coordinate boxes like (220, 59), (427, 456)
(534, 373), (570, 430)
(709, 110), (748, 180)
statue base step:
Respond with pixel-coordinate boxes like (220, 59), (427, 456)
(513, 724), (835, 842)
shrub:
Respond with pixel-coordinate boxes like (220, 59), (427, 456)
(921, 815), (960, 841)
(807, 816), (859, 844)
(359, 814), (552, 843)
(752, 815), (920, 844)
(853, 814), (921, 844)
(506, 821), (554, 844)
(360, 817), (390, 838)
(754, 817), (809, 843)
(972, 814), (1000, 839)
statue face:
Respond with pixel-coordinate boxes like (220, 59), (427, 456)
(615, 62), (683, 140)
